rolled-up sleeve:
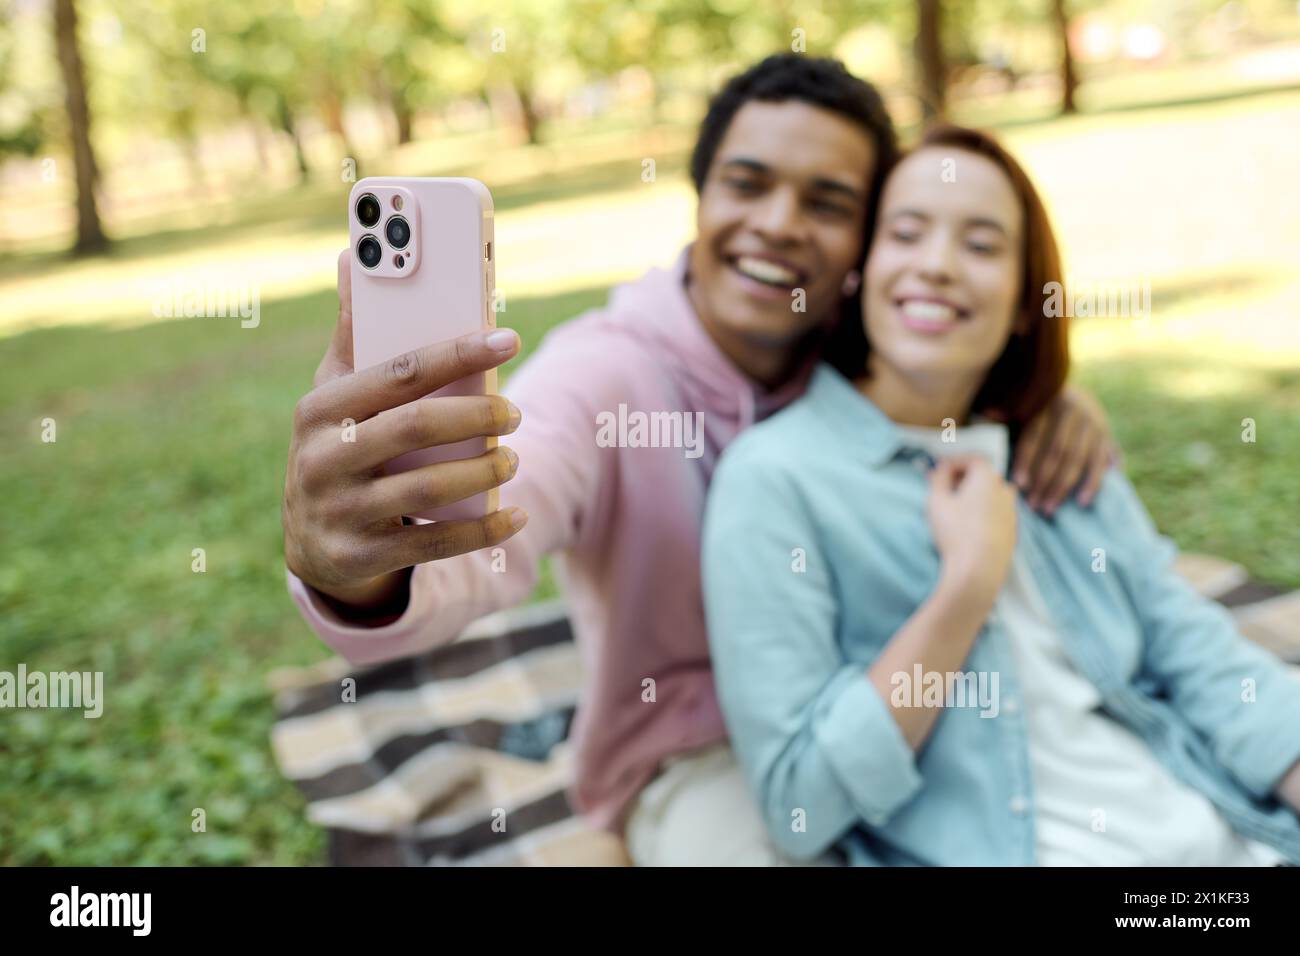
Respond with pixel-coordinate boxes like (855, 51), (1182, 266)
(702, 447), (921, 861)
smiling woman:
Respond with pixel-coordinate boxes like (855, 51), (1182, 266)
(854, 124), (1069, 432)
(702, 124), (1300, 868)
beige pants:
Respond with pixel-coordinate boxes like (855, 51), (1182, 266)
(624, 742), (843, 866)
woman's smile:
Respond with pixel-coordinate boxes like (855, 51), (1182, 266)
(893, 294), (971, 335)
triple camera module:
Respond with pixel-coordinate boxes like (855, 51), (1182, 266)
(355, 192), (410, 270)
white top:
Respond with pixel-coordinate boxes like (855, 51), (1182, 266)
(896, 419), (1282, 866)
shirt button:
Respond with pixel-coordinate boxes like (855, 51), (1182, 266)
(1009, 795), (1029, 816)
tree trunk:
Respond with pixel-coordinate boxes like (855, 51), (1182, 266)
(392, 94), (413, 145)
(915, 0), (946, 121)
(238, 92), (273, 179)
(277, 98), (310, 184)
(515, 84), (542, 145)
(487, 80), (541, 146)
(169, 109), (210, 197)
(53, 0), (108, 254)
(320, 89), (358, 164)
(1052, 0), (1079, 114)
(181, 132), (209, 198)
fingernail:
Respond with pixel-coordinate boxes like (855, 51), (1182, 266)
(1014, 470), (1028, 488)
(506, 401), (522, 431)
(508, 506), (528, 530)
(502, 446), (519, 475)
(486, 329), (518, 352)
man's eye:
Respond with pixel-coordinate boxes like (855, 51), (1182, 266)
(810, 199), (851, 217)
(726, 178), (762, 194)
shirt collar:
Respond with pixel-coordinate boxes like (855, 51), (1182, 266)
(807, 362), (1010, 474)
(896, 417), (1010, 476)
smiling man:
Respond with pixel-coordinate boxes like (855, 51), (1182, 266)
(281, 54), (1114, 865)
(686, 94), (874, 387)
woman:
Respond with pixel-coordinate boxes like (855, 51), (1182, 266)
(702, 125), (1300, 866)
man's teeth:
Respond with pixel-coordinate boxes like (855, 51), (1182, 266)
(900, 299), (959, 322)
(735, 256), (799, 287)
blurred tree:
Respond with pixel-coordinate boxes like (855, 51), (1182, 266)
(1051, 0), (1078, 113)
(198, 6), (319, 185)
(0, 0), (48, 158)
(915, 0), (946, 120)
(567, 0), (661, 119)
(364, 0), (456, 146)
(52, 0), (107, 254)
(446, 0), (570, 145)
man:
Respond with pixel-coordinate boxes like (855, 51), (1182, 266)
(282, 54), (1113, 864)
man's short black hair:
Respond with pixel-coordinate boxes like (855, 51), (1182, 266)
(689, 53), (898, 196)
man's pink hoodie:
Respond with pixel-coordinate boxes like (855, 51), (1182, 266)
(287, 248), (811, 831)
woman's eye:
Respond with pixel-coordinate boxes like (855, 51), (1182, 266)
(967, 241), (1001, 255)
(891, 229), (920, 243)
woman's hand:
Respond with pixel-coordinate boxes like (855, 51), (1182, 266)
(927, 456), (1018, 607)
(1013, 383), (1117, 515)
(864, 455), (1017, 750)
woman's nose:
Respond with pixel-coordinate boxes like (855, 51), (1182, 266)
(916, 231), (957, 282)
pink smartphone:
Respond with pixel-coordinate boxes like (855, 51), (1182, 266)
(347, 176), (497, 522)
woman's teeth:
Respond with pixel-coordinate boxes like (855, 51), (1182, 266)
(899, 299), (960, 323)
(735, 256), (799, 287)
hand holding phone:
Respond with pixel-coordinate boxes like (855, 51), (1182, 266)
(282, 182), (527, 619)
(347, 177), (503, 521)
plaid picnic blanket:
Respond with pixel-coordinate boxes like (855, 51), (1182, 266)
(268, 554), (1300, 866)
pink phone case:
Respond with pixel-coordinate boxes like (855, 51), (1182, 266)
(348, 177), (497, 522)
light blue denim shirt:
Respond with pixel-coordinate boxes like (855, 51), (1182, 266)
(702, 362), (1300, 866)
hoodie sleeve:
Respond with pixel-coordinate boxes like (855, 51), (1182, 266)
(286, 325), (607, 666)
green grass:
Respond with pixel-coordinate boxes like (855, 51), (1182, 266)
(0, 284), (605, 865)
(1077, 355), (1300, 589)
(3, 71), (1300, 865)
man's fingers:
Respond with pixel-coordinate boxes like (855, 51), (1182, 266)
(314, 249), (357, 388)
(1012, 410), (1050, 491)
(303, 327), (520, 428)
(386, 508), (528, 569)
(1075, 437), (1111, 507)
(351, 396), (522, 471)
(1027, 409), (1085, 514)
(361, 446), (519, 521)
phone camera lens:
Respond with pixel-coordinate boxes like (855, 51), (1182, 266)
(385, 215), (411, 250)
(355, 193), (381, 228)
(357, 235), (382, 269)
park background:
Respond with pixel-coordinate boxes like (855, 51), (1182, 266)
(1, 0), (1298, 864)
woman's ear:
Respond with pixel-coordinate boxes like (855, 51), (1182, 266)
(841, 269), (862, 297)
